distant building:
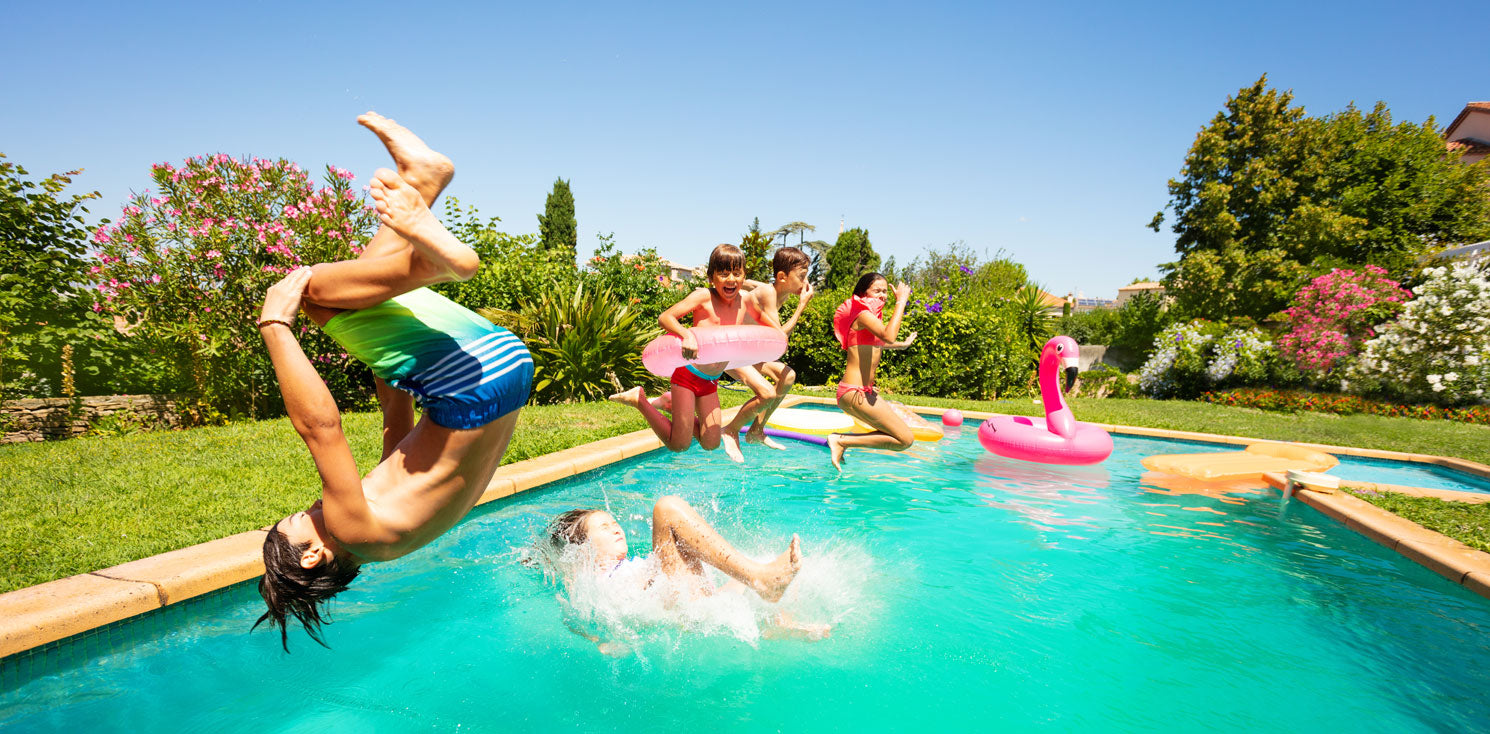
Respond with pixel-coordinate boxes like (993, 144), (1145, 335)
(661, 259), (700, 282)
(1114, 281), (1165, 308)
(1446, 102), (1490, 165)
(1036, 289), (1069, 317)
(1071, 297), (1115, 313)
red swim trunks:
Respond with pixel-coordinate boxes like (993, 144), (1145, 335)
(670, 365), (721, 397)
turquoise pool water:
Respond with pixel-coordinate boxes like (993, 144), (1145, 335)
(3, 423), (1489, 731)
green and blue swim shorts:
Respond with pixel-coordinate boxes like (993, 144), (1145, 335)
(323, 288), (533, 430)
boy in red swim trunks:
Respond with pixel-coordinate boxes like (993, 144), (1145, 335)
(610, 244), (765, 452)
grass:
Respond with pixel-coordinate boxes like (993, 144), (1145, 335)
(1345, 490), (1490, 554)
(2, 386), (1486, 593)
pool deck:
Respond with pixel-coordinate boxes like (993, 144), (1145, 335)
(3, 395), (1488, 659)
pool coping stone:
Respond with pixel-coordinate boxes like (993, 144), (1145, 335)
(4, 396), (1487, 659)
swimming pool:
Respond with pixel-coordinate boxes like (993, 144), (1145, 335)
(3, 422), (1488, 731)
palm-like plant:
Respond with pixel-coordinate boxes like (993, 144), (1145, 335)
(1011, 285), (1055, 355)
(481, 283), (661, 404)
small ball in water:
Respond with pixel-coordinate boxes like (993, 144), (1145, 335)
(942, 409), (964, 427)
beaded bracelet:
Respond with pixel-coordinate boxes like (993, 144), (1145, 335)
(256, 319), (294, 330)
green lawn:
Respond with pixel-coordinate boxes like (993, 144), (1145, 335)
(1345, 490), (1490, 554)
(2, 388), (1486, 593)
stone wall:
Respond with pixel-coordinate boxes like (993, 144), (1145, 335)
(1, 395), (185, 444)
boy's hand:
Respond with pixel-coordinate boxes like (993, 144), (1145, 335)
(893, 282), (912, 302)
(680, 329), (699, 360)
(800, 281), (814, 302)
(260, 267), (313, 325)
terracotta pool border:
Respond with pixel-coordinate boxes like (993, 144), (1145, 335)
(4, 396), (1489, 659)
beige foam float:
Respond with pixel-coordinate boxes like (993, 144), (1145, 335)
(1141, 443), (1338, 482)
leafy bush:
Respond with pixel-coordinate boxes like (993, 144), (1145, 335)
(781, 286), (1032, 399)
(433, 197), (570, 314)
(1140, 321), (1293, 399)
(1072, 363), (1139, 399)
(482, 283), (661, 404)
(0, 154), (112, 401)
(1199, 387), (1490, 424)
(1277, 266), (1411, 379)
(92, 154), (378, 418)
(582, 234), (688, 322)
(1137, 321), (1219, 398)
(1347, 261), (1490, 406)
(1057, 308), (1121, 348)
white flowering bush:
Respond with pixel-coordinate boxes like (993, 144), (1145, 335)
(1140, 322), (1289, 398)
(1138, 321), (1215, 398)
(1347, 261), (1490, 406)
(1206, 328), (1278, 385)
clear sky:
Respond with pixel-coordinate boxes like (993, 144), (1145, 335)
(4, 0), (1486, 300)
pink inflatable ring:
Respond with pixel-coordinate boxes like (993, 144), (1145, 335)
(978, 335), (1112, 465)
(641, 326), (787, 376)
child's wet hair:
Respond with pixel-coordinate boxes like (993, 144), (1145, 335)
(853, 272), (886, 297)
(772, 247), (810, 278)
(706, 244), (746, 278)
(549, 509), (599, 550)
(254, 525), (360, 653)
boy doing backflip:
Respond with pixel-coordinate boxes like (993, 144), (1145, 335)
(254, 114), (533, 651)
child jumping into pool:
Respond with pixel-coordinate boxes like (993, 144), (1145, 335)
(253, 113), (533, 651)
(827, 273), (917, 471)
(609, 244), (765, 454)
(716, 246), (815, 461)
(547, 496), (827, 645)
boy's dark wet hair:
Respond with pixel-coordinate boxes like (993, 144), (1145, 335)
(253, 527), (360, 652)
(548, 508), (599, 550)
(853, 272), (887, 297)
(772, 247), (810, 278)
(706, 244), (745, 278)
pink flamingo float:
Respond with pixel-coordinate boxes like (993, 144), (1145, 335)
(978, 335), (1113, 465)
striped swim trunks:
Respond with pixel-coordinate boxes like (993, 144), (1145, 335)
(322, 288), (534, 429)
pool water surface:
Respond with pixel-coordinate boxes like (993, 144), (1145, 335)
(2, 421), (1488, 732)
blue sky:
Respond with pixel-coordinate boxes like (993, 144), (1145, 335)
(4, 0), (1486, 299)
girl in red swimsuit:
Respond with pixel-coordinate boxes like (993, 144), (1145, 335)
(827, 273), (917, 471)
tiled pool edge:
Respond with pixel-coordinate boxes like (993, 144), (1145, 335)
(5, 396), (1488, 659)
(0, 416), (674, 660)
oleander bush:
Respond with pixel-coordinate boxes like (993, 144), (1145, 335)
(1277, 266), (1411, 380)
(91, 154), (379, 419)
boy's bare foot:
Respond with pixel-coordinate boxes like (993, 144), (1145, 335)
(609, 386), (645, 408)
(751, 534), (802, 603)
(827, 434), (846, 472)
(744, 425), (786, 450)
(368, 168), (478, 279)
(357, 112), (454, 204)
(720, 432), (744, 464)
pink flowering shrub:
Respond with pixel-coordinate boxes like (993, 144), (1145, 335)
(1276, 266), (1411, 379)
(92, 154), (379, 418)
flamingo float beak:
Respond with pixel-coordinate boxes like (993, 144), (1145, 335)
(1064, 366), (1079, 393)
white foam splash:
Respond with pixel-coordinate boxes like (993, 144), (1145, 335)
(552, 540), (872, 650)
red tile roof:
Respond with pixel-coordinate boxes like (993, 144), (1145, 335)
(1445, 102), (1490, 140)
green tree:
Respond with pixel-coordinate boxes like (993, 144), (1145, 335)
(1151, 75), (1490, 320)
(0, 154), (105, 401)
(824, 227), (880, 291)
(537, 177), (576, 263)
(739, 217), (774, 281)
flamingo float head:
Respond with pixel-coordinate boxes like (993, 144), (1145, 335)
(1043, 335), (1082, 392)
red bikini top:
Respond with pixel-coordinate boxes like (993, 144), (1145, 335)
(834, 296), (886, 349)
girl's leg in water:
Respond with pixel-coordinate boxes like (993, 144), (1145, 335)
(650, 495), (801, 602)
